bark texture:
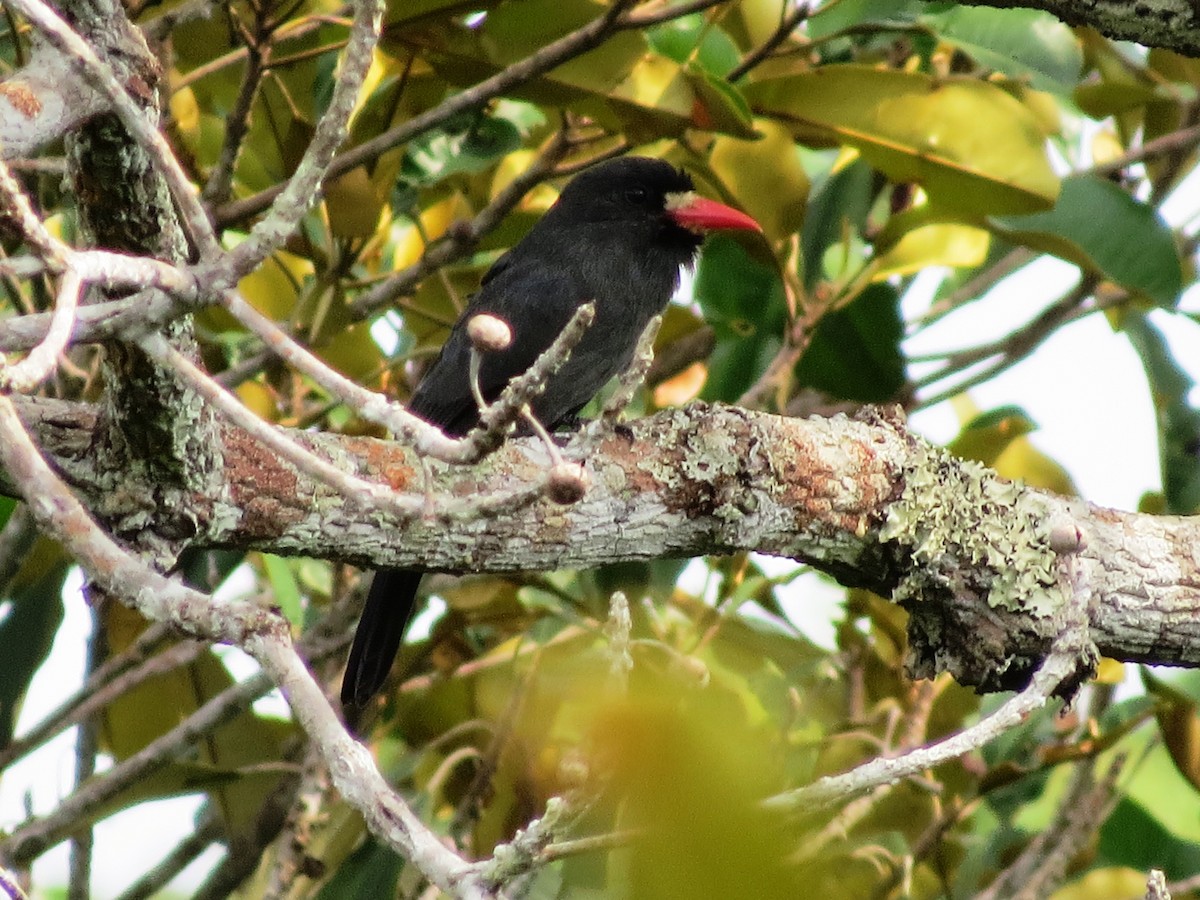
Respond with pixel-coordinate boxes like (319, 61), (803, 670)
(10, 395), (1200, 690)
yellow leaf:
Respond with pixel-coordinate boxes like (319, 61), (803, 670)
(653, 361), (707, 407)
(405, 0), (754, 138)
(709, 118), (809, 242)
(393, 191), (472, 271)
(1049, 867), (1156, 900)
(313, 319), (385, 383)
(993, 436), (1079, 496)
(325, 165), (387, 239)
(745, 65), (1060, 214)
(98, 604), (298, 836)
(1095, 657), (1127, 684)
(873, 222), (990, 279)
(235, 380), (277, 422)
(236, 248), (314, 320)
(168, 84), (200, 136)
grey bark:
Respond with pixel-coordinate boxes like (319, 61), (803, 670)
(9, 395), (1200, 692)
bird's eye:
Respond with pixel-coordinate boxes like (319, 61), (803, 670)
(623, 186), (649, 204)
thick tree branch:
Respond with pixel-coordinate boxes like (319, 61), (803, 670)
(8, 396), (1200, 690)
(944, 0), (1200, 57)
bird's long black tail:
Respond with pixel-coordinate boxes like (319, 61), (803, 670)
(341, 568), (424, 713)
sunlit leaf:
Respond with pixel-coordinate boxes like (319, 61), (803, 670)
(647, 13), (741, 76)
(1050, 867), (1158, 900)
(98, 603), (299, 836)
(262, 553), (303, 625)
(873, 221), (990, 278)
(807, 0), (923, 40)
(744, 65), (1060, 215)
(236, 248), (315, 320)
(708, 119), (809, 242)
(949, 407), (1077, 495)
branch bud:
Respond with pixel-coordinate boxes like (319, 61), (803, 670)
(547, 462), (588, 505)
(467, 313), (512, 353)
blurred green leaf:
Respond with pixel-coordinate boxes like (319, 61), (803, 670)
(0, 560), (67, 748)
(920, 7), (1083, 92)
(1123, 313), (1200, 514)
(992, 175), (1183, 306)
(402, 114), (524, 185)
(647, 14), (741, 76)
(1099, 797), (1200, 880)
(263, 553), (303, 625)
(801, 159), (877, 290)
(315, 837), (405, 899)
(807, 0), (923, 40)
(693, 235), (787, 402)
(795, 282), (905, 402)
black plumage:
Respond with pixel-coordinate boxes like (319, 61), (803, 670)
(342, 156), (759, 713)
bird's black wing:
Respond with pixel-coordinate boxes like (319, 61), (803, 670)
(342, 252), (590, 717)
(407, 252), (592, 436)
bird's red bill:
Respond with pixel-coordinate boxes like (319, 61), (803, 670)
(668, 196), (762, 234)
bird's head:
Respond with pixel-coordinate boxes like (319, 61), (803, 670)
(548, 156), (761, 248)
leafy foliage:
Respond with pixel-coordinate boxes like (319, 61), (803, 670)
(2, 0), (1200, 897)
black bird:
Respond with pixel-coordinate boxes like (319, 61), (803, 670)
(342, 156), (761, 713)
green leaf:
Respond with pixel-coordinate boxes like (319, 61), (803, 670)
(263, 554), (303, 625)
(647, 14), (741, 77)
(402, 114), (524, 185)
(693, 235), (787, 402)
(807, 0), (923, 40)
(745, 65), (1060, 215)
(873, 218), (991, 278)
(707, 119), (810, 243)
(801, 159), (877, 291)
(948, 406), (1037, 464)
(407, 0), (756, 139)
(795, 282), (905, 403)
(315, 837), (404, 899)
(0, 561), (67, 747)
(1123, 313), (1200, 514)
(1099, 798), (1200, 880)
(991, 175), (1183, 307)
(920, 7), (1083, 93)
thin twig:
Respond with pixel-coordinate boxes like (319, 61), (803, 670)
(0, 623), (178, 771)
(727, 0), (813, 82)
(765, 642), (1085, 812)
(214, 0), (640, 226)
(200, 34), (270, 208)
(912, 277), (1096, 410)
(4, 0), (219, 257)
(66, 602), (105, 900)
(220, 285), (594, 465)
(349, 128), (575, 317)
(113, 812), (224, 900)
(216, 0), (383, 283)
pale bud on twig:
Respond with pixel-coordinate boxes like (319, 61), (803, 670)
(467, 313), (512, 353)
(547, 462), (589, 505)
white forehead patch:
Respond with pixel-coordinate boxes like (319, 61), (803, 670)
(664, 190), (698, 211)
